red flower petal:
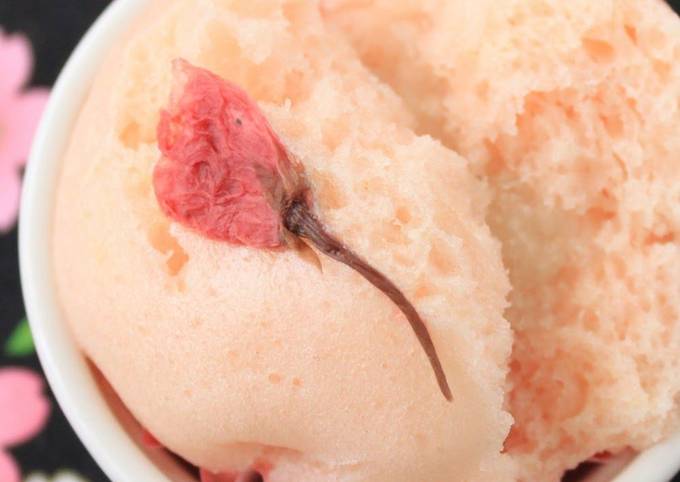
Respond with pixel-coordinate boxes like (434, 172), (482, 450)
(154, 59), (292, 248)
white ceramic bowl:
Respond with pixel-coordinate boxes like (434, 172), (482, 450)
(18, 0), (680, 481)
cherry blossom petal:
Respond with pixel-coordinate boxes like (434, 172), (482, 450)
(0, 31), (31, 101)
(0, 368), (50, 447)
(0, 88), (49, 168)
(0, 450), (19, 482)
(0, 168), (21, 232)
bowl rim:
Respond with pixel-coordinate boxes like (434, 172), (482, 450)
(612, 432), (680, 482)
(19, 0), (169, 480)
(18, 0), (680, 481)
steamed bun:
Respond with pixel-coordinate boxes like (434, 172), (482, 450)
(326, 0), (680, 479)
(53, 1), (514, 481)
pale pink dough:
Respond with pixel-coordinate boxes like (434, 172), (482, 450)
(53, 1), (514, 481)
(325, 0), (680, 480)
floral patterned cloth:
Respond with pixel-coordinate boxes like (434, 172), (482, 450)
(0, 368), (50, 482)
(0, 1), (679, 482)
(0, 30), (49, 232)
(1, 2), (111, 480)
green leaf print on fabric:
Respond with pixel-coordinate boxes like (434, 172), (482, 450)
(4, 318), (35, 357)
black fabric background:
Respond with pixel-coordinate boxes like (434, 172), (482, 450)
(1, 2), (112, 479)
(0, 1), (678, 480)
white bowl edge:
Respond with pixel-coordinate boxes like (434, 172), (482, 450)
(18, 0), (167, 481)
(613, 433), (680, 482)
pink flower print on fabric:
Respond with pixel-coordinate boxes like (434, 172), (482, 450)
(0, 29), (49, 231)
(0, 368), (51, 482)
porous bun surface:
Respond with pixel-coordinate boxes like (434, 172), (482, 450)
(53, 1), (515, 481)
(325, 0), (680, 480)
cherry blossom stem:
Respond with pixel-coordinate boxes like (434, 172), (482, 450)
(283, 196), (452, 402)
